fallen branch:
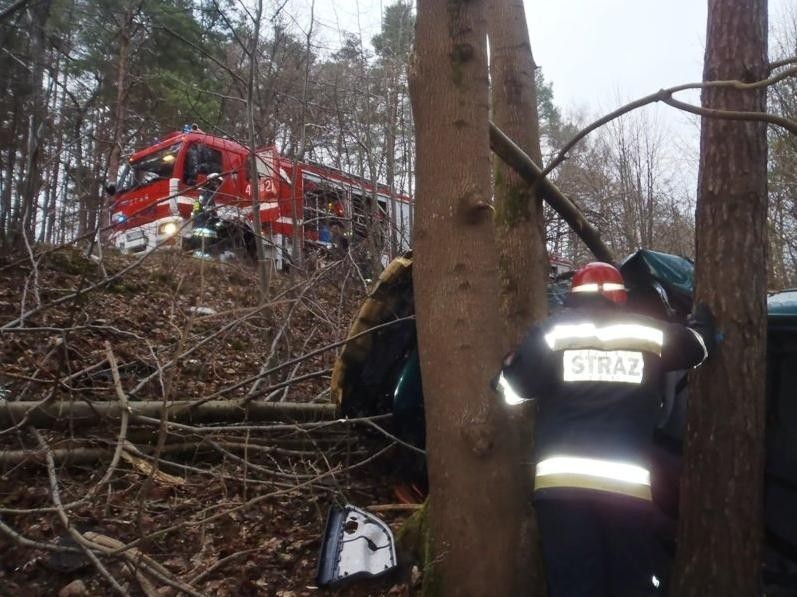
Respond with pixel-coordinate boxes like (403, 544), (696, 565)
(84, 531), (202, 597)
(0, 399), (336, 428)
(0, 515), (83, 553)
(488, 122), (614, 262)
(32, 428), (129, 595)
(206, 314), (416, 402)
(109, 441), (397, 557)
(367, 503), (423, 513)
(187, 547), (262, 584)
(91, 343), (130, 493)
(34, 428), (204, 596)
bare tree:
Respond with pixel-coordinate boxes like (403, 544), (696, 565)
(247, 0), (271, 297)
(14, 0), (54, 249)
(287, 0), (315, 272)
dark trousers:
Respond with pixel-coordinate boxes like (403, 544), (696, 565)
(535, 495), (668, 597)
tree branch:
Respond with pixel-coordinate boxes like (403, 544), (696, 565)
(488, 122), (614, 263)
(539, 65), (797, 179)
(662, 95), (797, 135)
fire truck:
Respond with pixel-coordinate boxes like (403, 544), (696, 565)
(107, 126), (413, 268)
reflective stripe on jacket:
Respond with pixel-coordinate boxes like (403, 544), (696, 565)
(501, 298), (709, 501)
(534, 455), (652, 501)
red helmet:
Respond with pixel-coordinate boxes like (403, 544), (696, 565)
(571, 262), (627, 304)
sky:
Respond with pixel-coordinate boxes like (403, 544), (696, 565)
(304, 0), (792, 115)
(297, 0), (794, 195)
(523, 0), (707, 116)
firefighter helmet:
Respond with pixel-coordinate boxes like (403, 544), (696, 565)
(571, 262), (627, 304)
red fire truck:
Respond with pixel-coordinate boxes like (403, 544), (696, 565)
(107, 126), (413, 268)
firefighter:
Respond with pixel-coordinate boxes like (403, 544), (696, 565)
(189, 173), (223, 255)
(495, 261), (715, 597)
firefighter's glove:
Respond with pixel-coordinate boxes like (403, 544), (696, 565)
(687, 302), (717, 356)
(491, 352), (531, 406)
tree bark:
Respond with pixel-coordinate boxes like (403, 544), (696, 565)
(16, 0), (53, 248)
(486, 1), (547, 593)
(106, 8), (133, 189)
(671, 1), (768, 595)
(288, 0), (314, 272)
(386, 78), (399, 258)
(0, 103), (20, 247)
(409, 1), (526, 594)
(247, 0), (271, 298)
(488, 0), (548, 346)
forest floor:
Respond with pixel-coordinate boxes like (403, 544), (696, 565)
(0, 245), (419, 596)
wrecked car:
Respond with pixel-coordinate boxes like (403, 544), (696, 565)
(331, 249), (797, 588)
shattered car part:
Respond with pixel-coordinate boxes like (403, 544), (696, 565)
(316, 504), (398, 587)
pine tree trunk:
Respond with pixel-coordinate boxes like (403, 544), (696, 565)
(671, 1), (768, 595)
(409, 1), (527, 594)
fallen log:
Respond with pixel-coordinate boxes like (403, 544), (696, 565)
(121, 429), (357, 448)
(0, 442), (365, 468)
(0, 399), (337, 429)
(0, 439), (364, 467)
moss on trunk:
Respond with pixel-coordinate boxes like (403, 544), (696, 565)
(397, 501), (442, 596)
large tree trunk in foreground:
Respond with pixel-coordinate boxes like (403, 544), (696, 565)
(488, 0), (548, 346)
(409, 0), (526, 594)
(487, 1), (547, 593)
(671, 1), (768, 595)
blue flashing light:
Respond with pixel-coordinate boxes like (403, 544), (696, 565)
(183, 124), (192, 133)
(113, 213), (127, 225)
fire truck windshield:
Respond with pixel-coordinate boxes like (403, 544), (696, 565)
(117, 143), (181, 193)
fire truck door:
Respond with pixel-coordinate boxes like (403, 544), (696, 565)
(223, 152), (245, 202)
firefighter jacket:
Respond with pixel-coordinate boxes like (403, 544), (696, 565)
(499, 296), (710, 502)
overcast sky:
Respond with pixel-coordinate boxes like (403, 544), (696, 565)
(308, 1), (791, 112)
(304, 0), (793, 195)
(524, 0), (707, 115)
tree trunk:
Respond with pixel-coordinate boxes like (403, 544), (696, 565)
(288, 0), (314, 272)
(386, 78), (399, 258)
(409, 1), (526, 594)
(671, 1), (768, 595)
(487, 0), (548, 346)
(486, 1), (547, 593)
(0, 103), (20, 247)
(247, 0), (271, 298)
(74, 117), (88, 237)
(37, 59), (62, 244)
(106, 9), (133, 189)
(17, 0), (53, 248)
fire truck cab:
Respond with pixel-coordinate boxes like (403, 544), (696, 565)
(108, 127), (413, 268)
